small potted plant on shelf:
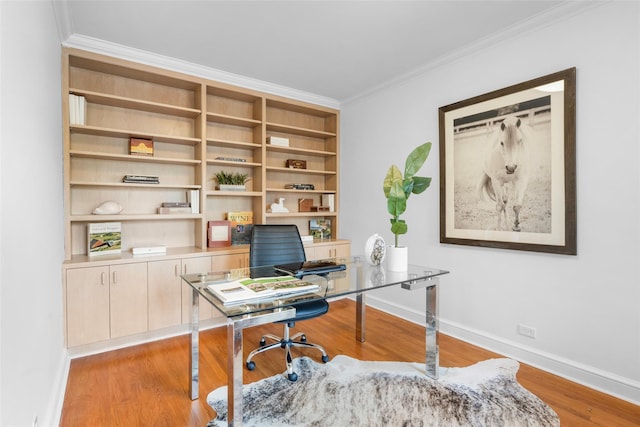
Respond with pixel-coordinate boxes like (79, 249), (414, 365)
(382, 142), (432, 271)
(215, 171), (250, 191)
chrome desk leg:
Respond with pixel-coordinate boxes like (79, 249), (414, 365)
(355, 261), (365, 342)
(228, 319), (243, 427)
(356, 293), (366, 342)
(190, 287), (200, 400)
(425, 279), (439, 379)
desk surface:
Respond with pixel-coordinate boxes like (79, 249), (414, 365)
(182, 256), (449, 318)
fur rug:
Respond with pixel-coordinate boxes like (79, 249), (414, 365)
(207, 355), (559, 427)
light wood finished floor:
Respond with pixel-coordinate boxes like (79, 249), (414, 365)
(61, 299), (639, 426)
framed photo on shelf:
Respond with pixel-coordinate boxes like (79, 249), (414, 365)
(207, 220), (231, 248)
(439, 68), (576, 255)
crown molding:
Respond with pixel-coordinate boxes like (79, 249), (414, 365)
(60, 34), (341, 110)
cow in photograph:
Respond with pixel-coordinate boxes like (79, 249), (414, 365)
(476, 115), (531, 231)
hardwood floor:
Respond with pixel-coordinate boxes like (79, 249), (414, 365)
(61, 299), (640, 426)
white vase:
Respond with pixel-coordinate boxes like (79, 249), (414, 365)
(386, 245), (408, 272)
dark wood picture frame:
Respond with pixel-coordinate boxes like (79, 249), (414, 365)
(439, 68), (576, 254)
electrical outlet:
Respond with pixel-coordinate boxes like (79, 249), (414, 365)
(517, 324), (537, 339)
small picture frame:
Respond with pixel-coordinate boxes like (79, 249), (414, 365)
(208, 220), (231, 248)
(309, 219), (331, 240)
(129, 137), (154, 156)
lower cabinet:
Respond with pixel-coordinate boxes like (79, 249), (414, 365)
(64, 241), (349, 349)
(66, 266), (110, 347)
(211, 252), (249, 270)
(110, 263), (148, 339)
(66, 262), (147, 346)
(147, 259), (183, 331)
(306, 240), (351, 260)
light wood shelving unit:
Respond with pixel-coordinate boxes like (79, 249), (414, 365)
(61, 48), (348, 350)
(63, 48), (341, 260)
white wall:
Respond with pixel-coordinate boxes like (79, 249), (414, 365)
(341, 1), (640, 403)
(1, 1), (66, 426)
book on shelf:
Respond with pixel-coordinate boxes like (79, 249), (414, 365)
(88, 222), (122, 256)
(187, 190), (199, 214)
(267, 136), (289, 146)
(225, 211), (253, 245)
(68, 94), (86, 125)
(157, 207), (192, 214)
(123, 175), (159, 184)
(208, 220), (231, 248)
(129, 137), (154, 156)
(206, 276), (320, 306)
(285, 183), (315, 190)
(309, 219), (331, 240)
(161, 201), (191, 208)
(215, 156), (246, 163)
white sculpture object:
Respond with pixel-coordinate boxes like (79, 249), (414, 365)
(365, 233), (386, 265)
(93, 201), (123, 215)
(270, 198), (289, 213)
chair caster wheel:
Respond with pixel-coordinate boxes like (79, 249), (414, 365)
(321, 355), (329, 363)
(300, 335), (307, 343)
(288, 372), (298, 382)
(259, 338), (266, 346)
(246, 361), (256, 371)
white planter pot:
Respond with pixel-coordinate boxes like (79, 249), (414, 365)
(386, 245), (408, 272)
(219, 184), (245, 191)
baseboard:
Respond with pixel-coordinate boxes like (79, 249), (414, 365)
(361, 294), (640, 405)
(66, 319), (224, 359)
(49, 349), (70, 427)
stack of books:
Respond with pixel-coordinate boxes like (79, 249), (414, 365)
(285, 183), (315, 190)
(122, 175), (159, 184)
(69, 94), (86, 125)
(157, 201), (191, 214)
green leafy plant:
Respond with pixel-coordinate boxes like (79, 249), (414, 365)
(214, 171), (250, 186)
(383, 142), (432, 247)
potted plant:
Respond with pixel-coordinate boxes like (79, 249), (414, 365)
(382, 142), (432, 270)
(215, 171), (250, 191)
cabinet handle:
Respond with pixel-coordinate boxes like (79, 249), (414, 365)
(112, 271), (117, 284)
(175, 264), (179, 276)
(101, 272), (106, 286)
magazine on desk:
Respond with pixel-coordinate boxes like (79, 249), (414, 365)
(207, 276), (320, 306)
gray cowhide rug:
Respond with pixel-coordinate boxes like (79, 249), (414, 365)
(207, 355), (559, 427)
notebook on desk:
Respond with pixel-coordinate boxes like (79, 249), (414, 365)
(274, 260), (346, 278)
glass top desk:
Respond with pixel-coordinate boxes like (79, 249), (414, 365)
(181, 256), (449, 427)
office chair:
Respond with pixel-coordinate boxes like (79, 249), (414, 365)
(245, 224), (330, 381)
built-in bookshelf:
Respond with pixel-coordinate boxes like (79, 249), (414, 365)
(62, 48), (341, 260)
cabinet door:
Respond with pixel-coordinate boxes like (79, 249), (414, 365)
(211, 251), (249, 271)
(181, 256), (213, 323)
(313, 241), (351, 260)
(147, 259), (182, 330)
(110, 263), (148, 339)
(66, 266), (110, 347)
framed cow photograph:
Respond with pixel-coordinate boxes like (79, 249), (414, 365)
(439, 68), (576, 254)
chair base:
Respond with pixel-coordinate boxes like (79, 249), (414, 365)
(246, 324), (329, 381)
